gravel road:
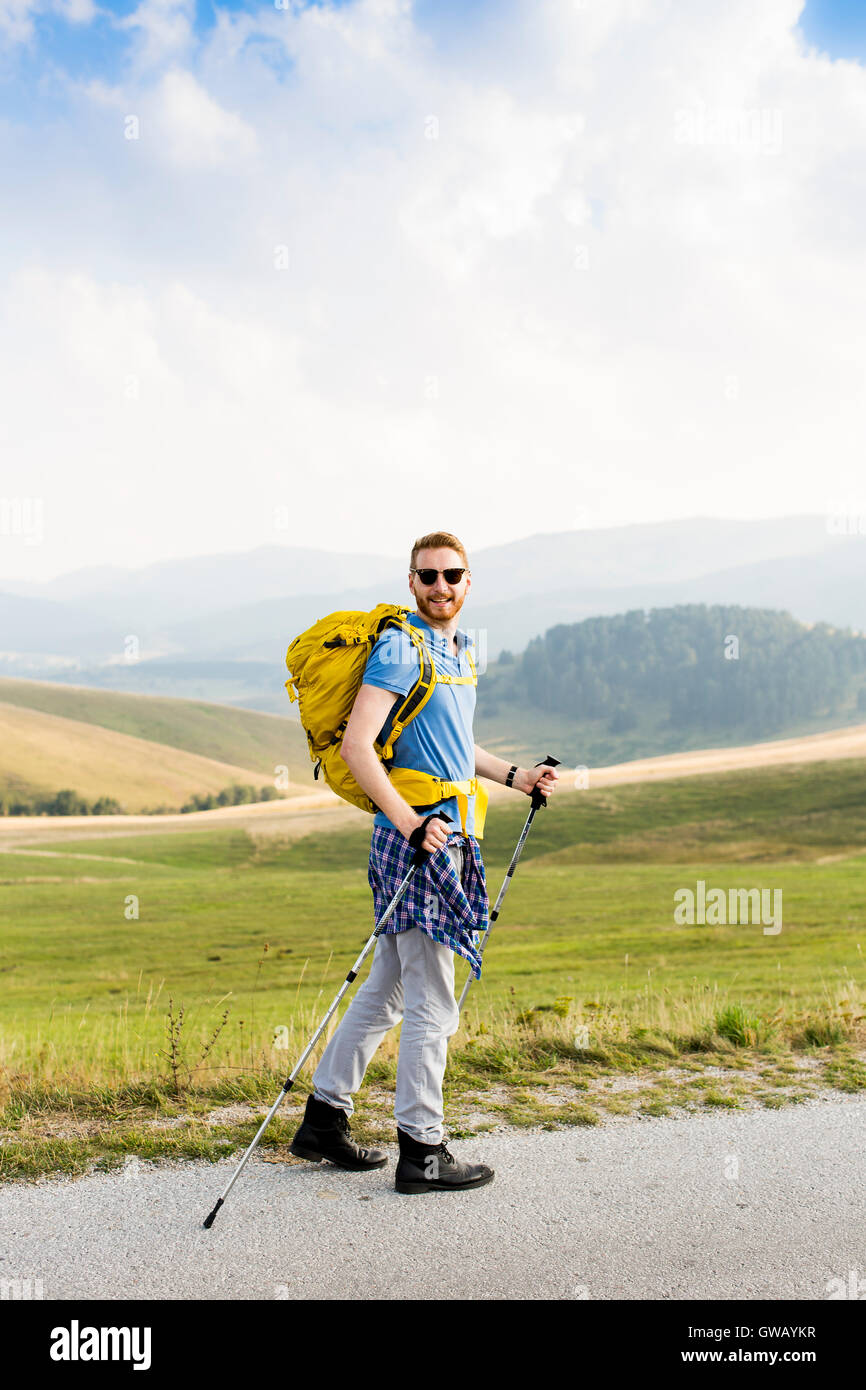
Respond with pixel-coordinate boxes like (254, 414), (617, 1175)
(2, 1096), (864, 1301)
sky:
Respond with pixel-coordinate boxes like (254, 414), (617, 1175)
(1, 0), (866, 580)
(798, 0), (866, 59)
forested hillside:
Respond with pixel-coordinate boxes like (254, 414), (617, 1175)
(480, 606), (866, 741)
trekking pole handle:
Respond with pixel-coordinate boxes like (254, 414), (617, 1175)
(408, 811), (452, 865)
(530, 754), (562, 810)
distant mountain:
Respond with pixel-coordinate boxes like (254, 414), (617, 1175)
(1, 545), (404, 627)
(0, 591), (112, 656)
(134, 528), (866, 668)
(464, 514), (835, 598)
(464, 538), (866, 658)
(157, 585), (392, 660)
(2, 518), (864, 707)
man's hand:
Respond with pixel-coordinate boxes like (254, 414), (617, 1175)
(515, 764), (560, 799)
(405, 810), (451, 855)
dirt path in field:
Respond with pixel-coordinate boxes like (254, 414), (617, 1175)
(589, 722), (866, 786)
(0, 779), (517, 846)
(2, 723), (865, 848)
(0, 790), (366, 847)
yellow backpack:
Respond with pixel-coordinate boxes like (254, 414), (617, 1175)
(285, 602), (488, 838)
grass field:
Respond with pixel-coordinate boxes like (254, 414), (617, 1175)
(1, 759), (865, 1178)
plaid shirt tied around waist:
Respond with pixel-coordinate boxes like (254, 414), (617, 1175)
(368, 826), (489, 980)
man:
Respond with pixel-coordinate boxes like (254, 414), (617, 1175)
(289, 530), (559, 1193)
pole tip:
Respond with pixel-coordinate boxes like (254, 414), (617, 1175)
(203, 1198), (223, 1229)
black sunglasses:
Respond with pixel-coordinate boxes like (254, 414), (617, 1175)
(411, 567), (469, 586)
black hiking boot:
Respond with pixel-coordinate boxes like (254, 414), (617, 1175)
(394, 1127), (495, 1194)
(290, 1095), (387, 1172)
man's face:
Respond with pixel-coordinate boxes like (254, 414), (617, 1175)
(409, 547), (471, 624)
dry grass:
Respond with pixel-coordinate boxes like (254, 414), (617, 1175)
(0, 701), (276, 811)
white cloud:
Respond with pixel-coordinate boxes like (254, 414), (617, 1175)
(0, 0), (98, 46)
(0, 0), (40, 45)
(52, 0), (98, 24)
(149, 68), (259, 166)
(115, 0), (196, 69)
(2, 0), (866, 578)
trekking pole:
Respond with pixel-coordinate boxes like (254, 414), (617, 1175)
(203, 811), (452, 1229)
(458, 755), (560, 1012)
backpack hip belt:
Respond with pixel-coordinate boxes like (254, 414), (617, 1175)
(387, 769), (489, 839)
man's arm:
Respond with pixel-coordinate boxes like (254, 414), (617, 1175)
(474, 743), (560, 799)
(340, 685), (450, 853)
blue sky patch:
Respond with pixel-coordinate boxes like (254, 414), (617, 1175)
(799, 0), (866, 61)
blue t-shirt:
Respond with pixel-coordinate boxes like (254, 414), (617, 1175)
(361, 612), (478, 835)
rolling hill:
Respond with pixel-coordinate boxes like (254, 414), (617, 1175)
(0, 679), (313, 813)
(0, 678), (307, 770)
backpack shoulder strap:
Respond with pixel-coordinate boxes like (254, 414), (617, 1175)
(376, 621), (439, 760)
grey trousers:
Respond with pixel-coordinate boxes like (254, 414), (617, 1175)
(312, 842), (464, 1144)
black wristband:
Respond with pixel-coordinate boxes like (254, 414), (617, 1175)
(505, 765), (518, 788)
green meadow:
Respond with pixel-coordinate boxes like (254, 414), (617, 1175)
(2, 759), (865, 1178)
